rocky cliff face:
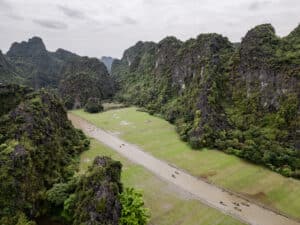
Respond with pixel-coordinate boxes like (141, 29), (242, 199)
(233, 24), (298, 110)
(112, 24), (300, 177)
(225, 24), (300, 175)
(231, 24), (299, 130)
(8, 37), (47, 57)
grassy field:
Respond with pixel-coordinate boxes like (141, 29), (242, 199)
(72, 107), (300, 219)
(79, 139), (244, 225)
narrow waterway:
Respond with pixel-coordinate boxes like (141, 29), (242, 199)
(69, 113), (300, 225)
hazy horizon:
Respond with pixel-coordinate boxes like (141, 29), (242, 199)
(0, 0), (299, 58)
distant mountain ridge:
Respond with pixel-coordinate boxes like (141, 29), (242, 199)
(1, 36), (115, 108)
(6, 37), (64, 89)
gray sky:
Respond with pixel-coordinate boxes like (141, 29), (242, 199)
(0, 0), (299, 58)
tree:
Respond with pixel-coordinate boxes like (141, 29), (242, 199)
(119, 188), (150, 225)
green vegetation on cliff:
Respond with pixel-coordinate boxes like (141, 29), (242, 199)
(112, 24), (300, 177)
(0, 84), (89, 224)
(0, 84), (149, 225)
(71, 156), (123, 225)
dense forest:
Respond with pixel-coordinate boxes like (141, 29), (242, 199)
(0, 84), (148, 225)
(112, 24), (300, 178)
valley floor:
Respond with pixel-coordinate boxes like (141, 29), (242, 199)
(79, 140), (244, 225)
(69, 109), (300, 225)
(70, 106), (300, 220)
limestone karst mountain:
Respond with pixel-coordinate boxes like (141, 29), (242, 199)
(1, 37), (115, 108)
(112, 24), (300, 177)
(1, 24), (299, 178)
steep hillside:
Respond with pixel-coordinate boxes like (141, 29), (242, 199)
(0, 84), (89, 224)
(112, 24), (300, 178)
(226, 24), (300, 176)
(0, 37), (115, 109)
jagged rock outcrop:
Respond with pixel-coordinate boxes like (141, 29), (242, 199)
(112, 24), (300, 177)
(0, 84), (89, 225)
(225, 24), (300, 176)
(7, 37), (47, 57)
(174, 34), (234, 147)
(6, 37), (63, 89)
(233, 24), (298, 110)
(72, 156), (122, 225)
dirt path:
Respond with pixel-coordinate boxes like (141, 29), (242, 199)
(69, 113), (300, 225)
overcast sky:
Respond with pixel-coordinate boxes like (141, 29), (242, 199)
(0, 0), (299, 58)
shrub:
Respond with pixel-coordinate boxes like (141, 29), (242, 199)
(46, 183), (73, 206)
(189, 136), (201, 149)
(119, 188), (150, 225)
(280, 166), (292, 177)
(84, 97), (104, 113)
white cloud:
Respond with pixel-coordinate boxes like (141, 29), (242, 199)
(0, 0), (299, 58)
